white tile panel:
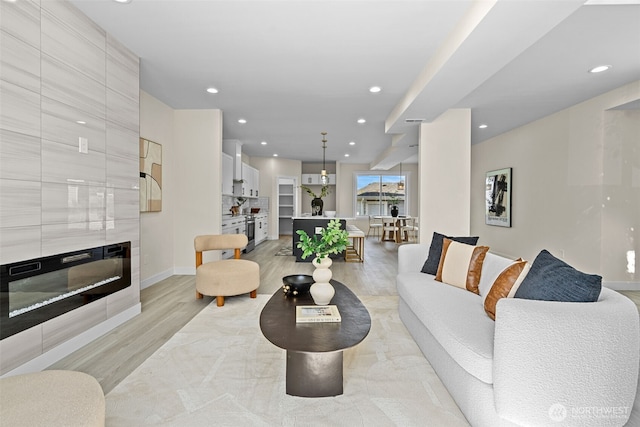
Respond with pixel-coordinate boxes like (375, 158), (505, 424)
(0, 31), (40, 93)
(41, 222), (105, 257)
(41, 96), (106, 152)
(106, 218), (139, 249)
(40, 0), (105, 51)
(0, 0), (41, 49)
(41, 139), (106, 186)
(106, 153), (138, 190)
(41, 182), (106, 226)
(106, 88), (139, 132)
(0, 179), (41, 228)
(106, 122), (138, 160)
(0, 129), (41, 181)
(106, 187), (139, 221)
(0, 325), (42, 376)
(41, 54), (106, 120)
(0, 226), (41, 264)
(0, 80), (40, 137)
(42, 7), (105, 84)
(42, 298), (107, 352)
(107, 34), (139, 101)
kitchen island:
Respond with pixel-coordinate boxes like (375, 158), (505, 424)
(292, 216), (354, 262)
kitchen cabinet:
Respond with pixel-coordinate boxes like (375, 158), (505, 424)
(222, 152), (234, 195)
(255, 213), (269, 245)
(234, 162), (260, 198)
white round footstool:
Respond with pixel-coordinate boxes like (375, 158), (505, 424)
(0, 370), (105, 427)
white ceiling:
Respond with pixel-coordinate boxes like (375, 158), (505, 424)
(70, 0), (640, 169)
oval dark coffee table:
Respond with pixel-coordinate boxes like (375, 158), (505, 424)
(260, 279), (371, 397)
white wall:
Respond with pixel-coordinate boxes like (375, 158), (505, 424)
(419, 109), (472, 242)
(139, 91), (175, 287)
(173, 109), (223, 272)
(471, 81), (639, 286)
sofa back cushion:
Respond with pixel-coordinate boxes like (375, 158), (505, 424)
(435, 239), (489, 294)
(421, 232), (479, 275)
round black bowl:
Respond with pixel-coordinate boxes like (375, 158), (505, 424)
(282, 274), (314, 296)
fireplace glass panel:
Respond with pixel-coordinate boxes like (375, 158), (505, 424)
(1, 242), (131, 340)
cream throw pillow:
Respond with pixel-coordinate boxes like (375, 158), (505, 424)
(435, 238), (489, 294)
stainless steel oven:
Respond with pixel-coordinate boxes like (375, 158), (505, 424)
(245, 215), (255, 253)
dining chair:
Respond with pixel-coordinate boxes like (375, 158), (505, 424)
(402, 217), (419, 242)
(380, 217), (399, 242)
(366, 215), (382, 239)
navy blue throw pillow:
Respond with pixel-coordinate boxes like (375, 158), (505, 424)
(514, 250), (602, 302)
(421, 232), (479, 275)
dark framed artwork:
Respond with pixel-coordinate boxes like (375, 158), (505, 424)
(485, 167), (511, 227)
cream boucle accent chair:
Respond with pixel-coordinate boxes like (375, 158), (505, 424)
(194, 234), (259, 307)
(0, 370), (105, 426)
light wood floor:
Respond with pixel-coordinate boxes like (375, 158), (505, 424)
(48, 235), (402, 393)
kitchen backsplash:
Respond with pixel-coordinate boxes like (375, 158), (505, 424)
(222, 195), (269, 216)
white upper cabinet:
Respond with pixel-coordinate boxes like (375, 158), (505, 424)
(222, 152), (234, 195)
(234, 162), (260, 198)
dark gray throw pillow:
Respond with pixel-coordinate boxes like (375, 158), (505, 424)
(421, 232), (479, 275)
(514, 249), (602, 302)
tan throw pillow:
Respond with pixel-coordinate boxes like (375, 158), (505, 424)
(435, 238), (490, 294)
(484, 260), (530, 320)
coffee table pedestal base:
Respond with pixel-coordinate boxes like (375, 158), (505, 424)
(286, 350), (343, 397)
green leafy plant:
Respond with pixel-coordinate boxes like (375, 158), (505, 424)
(300, 185), (331, 199)
(296, 219), (349, 260)
(388, 194), (400, 206)
(235, 196), (247, 207)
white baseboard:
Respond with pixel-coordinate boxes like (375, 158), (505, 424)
(604, 281), (640, 291)
(140, 268), (174, 290)
(2, 303), (141, 378)
(173, 266), (195, 275)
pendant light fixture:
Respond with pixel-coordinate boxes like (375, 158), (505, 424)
(397, 162), (405, 191)
(320, 132), (329, 185)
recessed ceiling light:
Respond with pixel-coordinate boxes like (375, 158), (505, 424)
(206, 87), (218, 94)
(357, 118), (366, 124)
(369, 86), (381, 93)
(261, 141), (267, 145)
(349, 141), (355, 146)
(273, 153), (278, 157)
(344, 154), (350, 157)
(113, 0), (132, 3)
(589, 65), (611, 73)
(238, 118), (247, 124)
(478, 124), (488, 129)
(76, 120), (86, 125)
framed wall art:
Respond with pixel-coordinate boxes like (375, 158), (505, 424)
(140, 137), (162, 212)
(485, 167), (511, 227)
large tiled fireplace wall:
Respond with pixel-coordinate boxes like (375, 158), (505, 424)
(0, 0), (141, 375)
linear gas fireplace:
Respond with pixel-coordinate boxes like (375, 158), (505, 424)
(1, 242), (131, 340)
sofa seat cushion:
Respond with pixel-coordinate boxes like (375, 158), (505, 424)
(397, 272), (496, 384)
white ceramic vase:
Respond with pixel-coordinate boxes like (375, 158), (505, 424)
(310, 256), (335, 305)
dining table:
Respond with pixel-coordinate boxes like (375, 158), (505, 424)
(375, 216), (413, 243)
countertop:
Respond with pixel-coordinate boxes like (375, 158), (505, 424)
(292, 216), (355, 220)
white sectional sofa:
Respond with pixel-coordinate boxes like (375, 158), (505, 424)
(397, 243), (639, 427)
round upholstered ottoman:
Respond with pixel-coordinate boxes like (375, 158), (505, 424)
(196, 258), (259, 306)
(0, 370), (105, 427)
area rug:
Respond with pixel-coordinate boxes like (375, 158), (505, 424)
(105, 295), (469, 426)
(275, 245), (293, 256)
